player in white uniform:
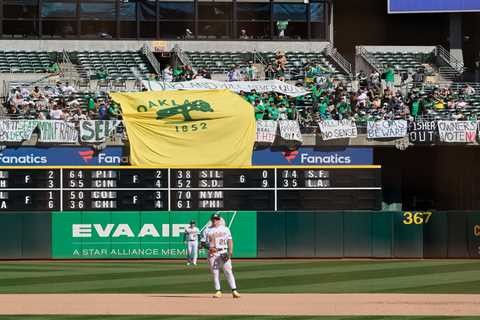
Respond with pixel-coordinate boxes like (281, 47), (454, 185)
(203, 213), (240, 298)
(183, 220), (200, 266)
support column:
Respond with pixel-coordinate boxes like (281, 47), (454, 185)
(329, 1), (334, 43)
(449, 13), (464, 64)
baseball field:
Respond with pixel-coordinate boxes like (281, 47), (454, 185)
(0, 259), (480, 319)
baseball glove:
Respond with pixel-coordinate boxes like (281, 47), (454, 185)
(220, 253), (230, 262)
(208, 247), (218, 256)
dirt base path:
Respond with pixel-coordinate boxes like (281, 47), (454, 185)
(1, 294), (480, 316)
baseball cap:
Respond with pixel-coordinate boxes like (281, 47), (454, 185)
(211, 213), (221, 220)
(190, 220), (196, 225)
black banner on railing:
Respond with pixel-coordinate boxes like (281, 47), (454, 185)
(408, 121), (437, 144)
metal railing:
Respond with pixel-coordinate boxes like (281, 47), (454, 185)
(435, 45), (465, 75)
(173, 44), (193, 69)
(325, 44), (352, 75)
(142, 44), (161, 76)
(61, 49), (76, 83)
(356, 46), (384, 73)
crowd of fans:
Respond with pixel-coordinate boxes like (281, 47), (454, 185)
(3, 51), (480, 137)
(243, 66), (479, 133)
(6, 81), (120, 122)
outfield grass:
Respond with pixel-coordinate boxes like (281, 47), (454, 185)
(0, 260), (479, 294)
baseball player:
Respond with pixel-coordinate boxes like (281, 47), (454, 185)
(202, 213), (240, 298)
(183, 220), (200, 266)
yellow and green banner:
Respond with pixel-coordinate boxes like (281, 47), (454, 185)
(51, 211), (257, 259)
(110, 90), (256, 166)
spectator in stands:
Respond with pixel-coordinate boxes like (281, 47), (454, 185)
(245, 61), (256, 81)
(98, 103), (108, 120)
(196, 68), (211, 79)
(96, 67), (109, 80)
(47, 62), (60, 73)
(228, 65), (242, 81)
(31, 86), (42, 99)
(412, 68), (425, 85)
(464, 84), (476, 96)
(185, 29), (194, 39)
(383, 64), (395, 90)
(61, 81), (76, 95)
(163, 65), (173, 82)
(240, 29), (249, 40)
(183, 65), (194, 81)
(276, 20), (288, 39)
(265, 63), (275, 80)
(49, 104), (64, 120)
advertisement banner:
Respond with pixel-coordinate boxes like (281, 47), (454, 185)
(408, 120), (437, 144)
(37, 120), (79, 143)
(278, 120), (303, 143)
(438, 120), (477, 143)
(252, 147), (373, 165)
(256, 120), (277, 143)
(0, 119), (37, 142)
(367, 120), (408, 139)
(52, 211), (257, 259)
(80, 120), (122, 143)
(142, 78), (308, 97)
(0, 146), (128, 166)
(111, 89), (256, 166)
(318, 119), (358, 140)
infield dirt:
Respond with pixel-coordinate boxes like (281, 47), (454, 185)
(0, 293), (480, 316)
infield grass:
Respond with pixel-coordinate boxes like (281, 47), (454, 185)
(0, 260), (479, 294)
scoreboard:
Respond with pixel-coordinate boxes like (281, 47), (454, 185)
(0, 166), (381, 211)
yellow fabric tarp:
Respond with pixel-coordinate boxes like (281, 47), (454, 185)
(110, 89), (256, 166)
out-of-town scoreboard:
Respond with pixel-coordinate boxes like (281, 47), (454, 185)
(0, 166), (382, 211)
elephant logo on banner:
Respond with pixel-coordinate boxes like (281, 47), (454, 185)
(156, 100), (214, 122)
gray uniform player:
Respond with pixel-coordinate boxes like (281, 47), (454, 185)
(202, 213), (240, 298)
(183, 220), (200, 266)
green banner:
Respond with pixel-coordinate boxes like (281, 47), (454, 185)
(52, 211), (257, 259)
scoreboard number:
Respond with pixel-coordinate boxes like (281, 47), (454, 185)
(68, 170), (84, 179)
(177, 170), (191, 179)
(282, 179), (298, 188)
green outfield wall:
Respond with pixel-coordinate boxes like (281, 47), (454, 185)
(51, 211), (257, 259)
(0, 211), (479, 259)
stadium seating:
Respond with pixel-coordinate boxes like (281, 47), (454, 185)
(69, 50), (155, 81)
(186, 50), (345, 78)
(0, 51), (55, 73)
(366, 50), (435, 73)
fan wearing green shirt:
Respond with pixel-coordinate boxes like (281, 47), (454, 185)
(276, 20), (288, 38)
(268, 102), (280, 120)
(336, 97), (351, 120)
(384, 64), (395, 89)
(411, 97), (420, 117)
(254, 99), (266, 120)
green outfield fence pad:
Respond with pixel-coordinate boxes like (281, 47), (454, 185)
(52, 211), (257, 259)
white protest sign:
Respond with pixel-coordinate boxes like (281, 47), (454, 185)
(438, 121), (477, 143)
(37, 120), (79, 143)
(0, 120), (38, 142)
(318, 119), (357, 140)
(367, 120), (408, 139)
(80, 120), (122, 143)
(256, 120), (277, 143)
(278, 120), (303, 142)
(142, 79), (308, 97)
